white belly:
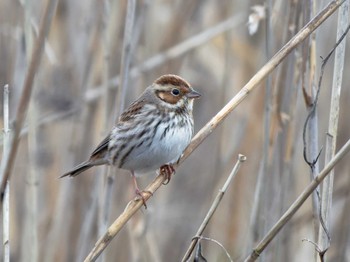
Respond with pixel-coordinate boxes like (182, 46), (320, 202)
(119, 118), (193, 176)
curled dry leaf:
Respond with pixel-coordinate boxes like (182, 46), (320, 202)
(247, 5), (266, 35)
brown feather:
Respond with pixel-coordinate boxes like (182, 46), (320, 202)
(154, 74), (190, 88)
(119, 99), (146, 122)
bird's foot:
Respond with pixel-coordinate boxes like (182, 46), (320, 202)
(135, 188), (153, 209)
(131, 172), (152, 209)
(160, 164), (176, 185)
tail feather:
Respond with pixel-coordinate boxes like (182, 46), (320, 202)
(60, 161), (94, 178)
(61, 157), (108, 178)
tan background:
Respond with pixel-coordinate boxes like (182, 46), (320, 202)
(0, 0), (350, 261)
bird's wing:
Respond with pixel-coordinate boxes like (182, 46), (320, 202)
(119, 98), (147, 122)
(89, 98), (147, 159)
(90, 134), (110, 159)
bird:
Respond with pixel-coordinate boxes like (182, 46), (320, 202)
(61, 74), (200, 204)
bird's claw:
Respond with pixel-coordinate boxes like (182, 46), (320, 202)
(160, 164), (175, 185)
(135, 189), (153, 209)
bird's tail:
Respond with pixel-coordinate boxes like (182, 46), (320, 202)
(60, 159), (107, 178)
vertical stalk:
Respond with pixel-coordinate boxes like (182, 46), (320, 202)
(307, 0), (321, 249)
(317, 1), (349, 260)
(2, 85), (10, 262)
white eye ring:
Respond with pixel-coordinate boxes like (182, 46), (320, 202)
(171, 88), (180, 96)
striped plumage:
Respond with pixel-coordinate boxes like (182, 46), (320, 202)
(61, 74), (200, 189)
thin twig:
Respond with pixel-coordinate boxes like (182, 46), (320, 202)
(194, 236), (233, 262)
(182, 155), (246, 262)
(302, 23), (350, 169)
(0, 0), (59, 200)
(302, 238), (323, 254)
(244, 137), (350, 262)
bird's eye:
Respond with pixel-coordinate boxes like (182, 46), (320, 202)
(171, 88), (180, 96)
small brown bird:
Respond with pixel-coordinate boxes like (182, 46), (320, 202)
(61, 74), (200, 199)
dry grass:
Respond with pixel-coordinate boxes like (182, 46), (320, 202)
(1, 1), (350, 261)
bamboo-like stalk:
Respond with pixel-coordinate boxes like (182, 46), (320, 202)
(181, 155), (246, 262)
(317, 1), (349, 261)
(1, 85), (10, 262)
(244, 137), (350, 262)
(82, 2), (343, 260)
(0, 0), (59, 199)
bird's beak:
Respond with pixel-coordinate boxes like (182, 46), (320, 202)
(186, 89), (201, 99)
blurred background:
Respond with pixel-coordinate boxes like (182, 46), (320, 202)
(1, 0), (350, 261)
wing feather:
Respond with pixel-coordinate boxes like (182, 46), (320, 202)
(90, 135), (110, 159)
